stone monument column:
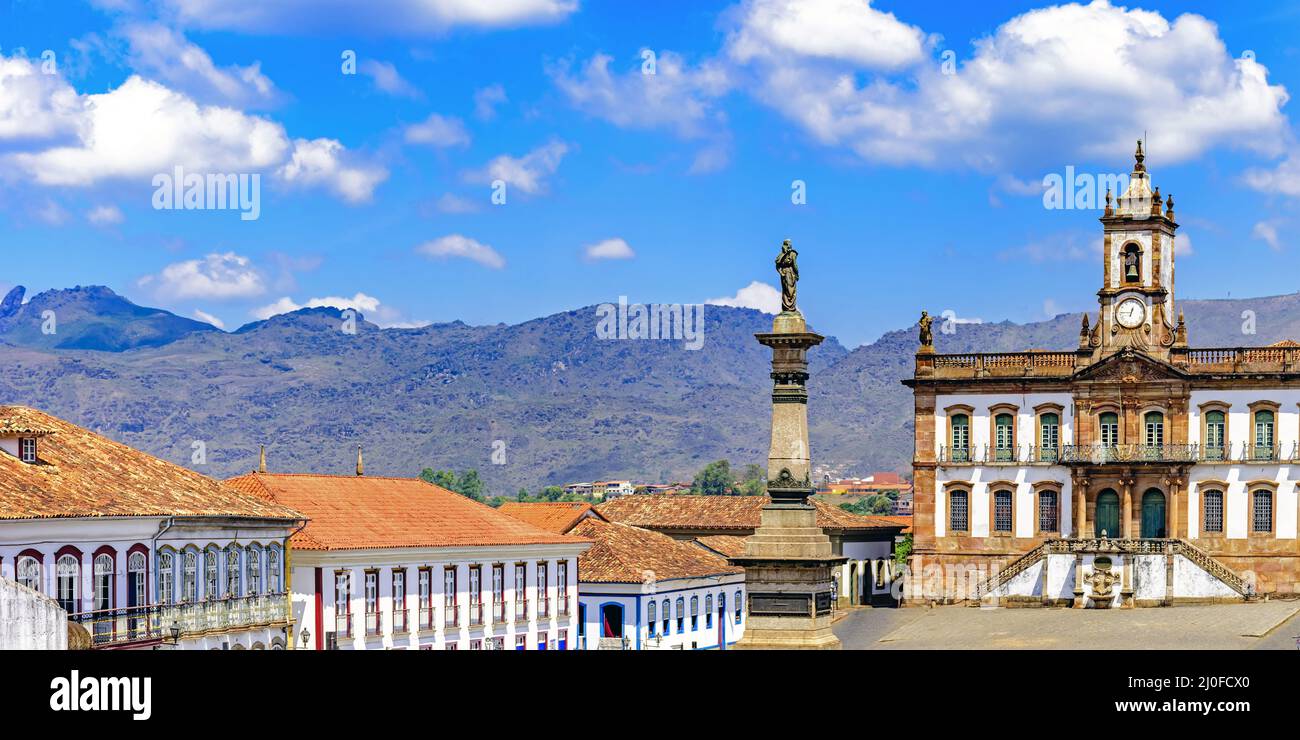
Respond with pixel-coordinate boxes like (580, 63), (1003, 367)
(730, 240), (845, 650)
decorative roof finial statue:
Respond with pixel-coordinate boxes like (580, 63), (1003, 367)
(1166, 192), (1174, 220)
(775, 239), (799, 313)
(1134, 138), (1145, 172)
(356, 445), (364, 476)
(918, 310), (934, 349)
(258, 444), (267, 473)
(1079, 313), (1091, 348)
(1104, 186), (1113, 217)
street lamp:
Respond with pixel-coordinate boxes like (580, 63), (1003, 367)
(300, 627), (311, 650)
(168, 621), (182, 646)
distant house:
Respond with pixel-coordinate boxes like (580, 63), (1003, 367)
(227, 472), (591, 650)
(498, 502), (745, 649)
(563, 482), (595, 498)
(597, 495), (905, 607)
(593, 481), (635, 499)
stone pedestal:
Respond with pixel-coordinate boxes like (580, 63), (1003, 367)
(731, 310), (845, 650)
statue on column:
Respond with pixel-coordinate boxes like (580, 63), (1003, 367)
(775, 239), (799, 313)
(918, 310), (934, 348)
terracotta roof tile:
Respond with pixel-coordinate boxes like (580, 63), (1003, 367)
(0, 406), (302, 521)
(596, 495), (903, 533)
(227, 472), (589, 551)
(692, 535), (748, 558)
(570, 518), (742, 583)
(874, 515), (913, 534)
(497, 502), (605, 534)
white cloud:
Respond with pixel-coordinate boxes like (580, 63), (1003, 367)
(432, 193), (481, 213)
(250, 292), (421, 327)
(120, 23), (278, 107)
(726, 0), (928, 69)
(1243, 153), (1300, 197)
(726, 0), (1291, 170)
(416, 234), (506, 269)
(1175, 232), (1193, 257)
(138, 252), (267, 300)
(0, 52), (383, 204)
(706, 280), (781, 314)
(277, 137), (389, 203)
(465, 140), (568, 195)
(361, 59), (422, 99)
(583, 237), (635, 261)
(473, 84), (507, 120)
(1252, 221), (1282, 251)
(86, 204), (124, 225)
(404, 113), (470, 147)
(192, 308), (225, 329)
(34, 199), (69, 226)
(160, 0), (578, 34)
(550, 51), (731, 139)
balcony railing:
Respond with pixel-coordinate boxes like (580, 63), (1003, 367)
(1199, 442), (1297, 464)
(936, 445), (1060, 465)
(393, 607), (409, 634)
(335, 611), (352, 638)
(537, 596), (550, 619)
(70, 593), (288, 648)
(557, 597), (570, 618)
(1058, 444), (1200, 464)
(467, 602), (484, 626)
(418, 606), (436, 631)
(514, 599), (528, 621)
(365, 611), (381, 636)
(492, 600), (506, 623)
(444, 604), (460, 628)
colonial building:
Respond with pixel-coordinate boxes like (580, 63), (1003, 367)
(0, 406), (304, 649)
(596, 494), (903, 606)
(906, 143), (1299, 606)
(498, 502), (746, 649)
(227, 471), (590, 649)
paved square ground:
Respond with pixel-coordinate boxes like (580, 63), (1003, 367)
(833, 601), (1300, 650)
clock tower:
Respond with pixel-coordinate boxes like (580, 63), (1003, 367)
(1085, 140), (1183, 360)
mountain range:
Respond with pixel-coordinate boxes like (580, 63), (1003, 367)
(3, 284), (1299, 494)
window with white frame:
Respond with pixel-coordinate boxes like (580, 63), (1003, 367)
(19, 436), (37, 463)
(661, 599), (669, 635)
(364, 571), (379, 634)
(94, 554), (114, 612)
(675, 597), (684, 633)
(158, 551), (174, 606)
(393, 569), (407, 631)
(17, 555), (40, 592)
(225, 547), (240, 597)
(182, 550), (197, 602)
(647, 601), (657, 636)
(204, 548), (219, 599)
(705, 593), (713, 629)
(245, 546), (261, 595)
(690, 595), (699, 631)
(128, 552), (146, 607)
(334, 571), (352, 638)
(267, 547), (281, 593)
(419, 567), (433, 628)
(735, 590), (742, 623)
(57, 554), (80, 613)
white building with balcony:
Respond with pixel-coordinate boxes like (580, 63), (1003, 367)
(0, 406), (304, 649)
(226, 471), (590, 650)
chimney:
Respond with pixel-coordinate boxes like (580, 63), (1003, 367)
(356, 445), (364, 476)
(258, 444), (267, 473)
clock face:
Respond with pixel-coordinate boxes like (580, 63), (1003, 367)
(1116, 298), (1146, 329)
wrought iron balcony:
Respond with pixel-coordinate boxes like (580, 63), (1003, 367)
(444, 603), (460, 628)
(492, 600), (506, 623)
(536, 596), (550, 619)
(418, 606), (436, 631)
(936, 445), (1060, 465)
(1058, 444), (1199, 464)
(557, 596), (570, 618)
(335, 611), (352, 638)
(513, 599), (529, 621)
(392, 607), (409, 634)
(467, 602), (484, 626)
(71, 593), (289, 648)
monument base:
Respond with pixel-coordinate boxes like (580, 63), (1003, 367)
(730, 503), (846, 650)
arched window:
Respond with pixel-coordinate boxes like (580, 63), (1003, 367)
(1099, 412), (1119, 448)
(1202, 490), (1224, 533)
(948, 489), (969, 533)
(56, 554), (80, 613)
(17, 555), (41, 593)
(647, 601), (657, 637)
(993, 490), (1013, 533)
(950, 414), (970, 461)
(158, 550), (175, 605)
(1038, 490), (1059, 533)
(690, 595), (700, 631)
(993, 413), (1014, 461)
(734, 590), (743, 623)
(675, 597), (685, 634)
(267, 547), (282, 594)
(128, 551), (146, 608)
(1204, 411), (1226, 460)
(225, 546), (240, 597)
(245, 546), (261, 596)
(1252, 489), (1273, 534)
(1253, 410), (1275, 460)
(705, 593), (714, 629)
(181, 550), (198, 602)
(1122, 243), (1142, 283)
(1144, 412), (1164, 449)
(204, 548), (219, 599)
(94, 554), (114, 612)
(660, 599), (670, 636)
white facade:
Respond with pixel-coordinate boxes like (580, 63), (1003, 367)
(292, 546), (583, 650)
(1, 576), (67, 649)
(576, 574), (746, 650)
(0, 517), (294, 650)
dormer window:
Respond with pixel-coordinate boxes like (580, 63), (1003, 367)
(19, 437), (37, 463)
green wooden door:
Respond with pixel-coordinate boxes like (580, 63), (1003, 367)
(1094, 490), (1120, 538)
(1141, 490), (1166, 538)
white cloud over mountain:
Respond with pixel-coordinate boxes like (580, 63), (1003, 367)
(138, 252), (266, 300)
(416, 234), (507, 269)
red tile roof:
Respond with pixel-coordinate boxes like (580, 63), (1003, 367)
(0, 406), (301, 521)
(226, 472), (589, 551)
(497, 502), (605, 534)
(597, 495), (903, 533)
(570, 518), (742, 584)
(874, 515), (913, 534)
(692, 535), (748, 558)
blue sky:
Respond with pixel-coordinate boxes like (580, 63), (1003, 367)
(1, 0), (1298, 347)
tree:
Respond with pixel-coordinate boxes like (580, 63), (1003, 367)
(457, 470), (485, 501)
(738, 464), (766, 496)
(894, 533), (913, 568)
(419, 468), (458, 491)
(692, 459), (736, 495)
